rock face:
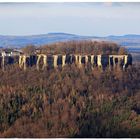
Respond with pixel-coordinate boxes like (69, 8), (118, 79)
(0, 54), (132, 71)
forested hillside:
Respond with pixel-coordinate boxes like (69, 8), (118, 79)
(39, 40), (125, 55)
(0, 41), (140, 138)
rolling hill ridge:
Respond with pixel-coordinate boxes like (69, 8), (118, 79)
(0, 33), (140, 51)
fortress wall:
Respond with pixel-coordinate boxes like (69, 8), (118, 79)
(36, 54), (47, 70)
(72, 55), (75, 63)
(30, 55), (38, 66)
(1, 56), (5, 70)
(43, 55), (47, 69)
(124, 55), (128, 65)
(0, 54), (132, 71)
(78, 55), (82, 68)
(74, 54), (82, 67)
(18, 55), (31, 70)
(1, 56), (19, 70)
(80, 55), (89, 65)
(19, 56), (23, 68)
(109, 56), (113, 67)
(109, 55), (123, 68)
(81, 56), (85, 64)
(97, 55), (102, 67)
(57, 55), (62, 66)
(90, 55), (94, 65)
(85, 55), (88, 64)
(101, 55), (109, 68)
(19, 56), (25, 70)
(36, 55), (42, 70)
(0, 57), (2, 69)
(14, 56), (20, 64)
(75, 55), (79, 65)
(65, 54), (71, 64)
(47, 55), (53, 68)
(23, 56), (29, 70)
(62, 55), (66, 67)
(53, 55), (58, 68)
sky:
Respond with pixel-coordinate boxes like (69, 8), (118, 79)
(0, 2), (140, 36)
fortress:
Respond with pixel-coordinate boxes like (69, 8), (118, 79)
(0, 53), (132, 71)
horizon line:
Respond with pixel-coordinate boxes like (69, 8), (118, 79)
(0, 32), (140, 37)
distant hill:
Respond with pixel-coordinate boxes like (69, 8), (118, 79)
(105, 34), (140, 47)
(0, 33), (93, 48)
(0, 33), (140, 51)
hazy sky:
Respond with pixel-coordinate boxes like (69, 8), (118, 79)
(0, 2), (140, 36)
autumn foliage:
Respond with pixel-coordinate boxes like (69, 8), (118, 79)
(0, 41), (139, 138)
(39, 40), (123, 55)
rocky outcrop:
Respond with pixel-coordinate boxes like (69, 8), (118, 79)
(0, 54), (132, 71)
